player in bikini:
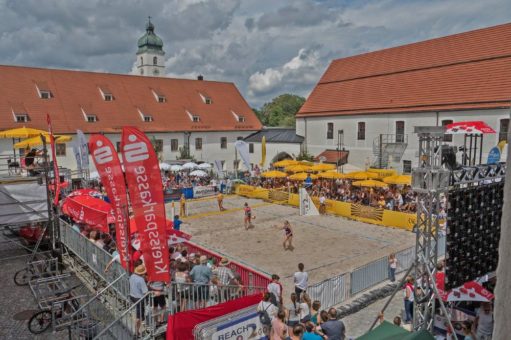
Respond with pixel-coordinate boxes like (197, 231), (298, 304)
(243, 202), (255, 229)
(274, 220), (294, 250)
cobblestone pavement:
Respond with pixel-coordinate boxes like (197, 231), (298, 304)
(0, 232), (81, 340)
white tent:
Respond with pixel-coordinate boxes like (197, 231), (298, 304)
(197, 163), (212, 169)
(189, 170), (208, 177)
(182, 162), (198, 170)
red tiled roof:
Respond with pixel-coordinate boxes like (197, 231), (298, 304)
(314, 149), (349, 164)
(298, 23), (511, 118)
(0, 65), (262, 133)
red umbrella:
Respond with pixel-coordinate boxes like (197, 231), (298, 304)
(129, 216), (173, 235)
(62, 195), (114, 232)
(438, 280), (494, 302)
(445, 121), (496, 134)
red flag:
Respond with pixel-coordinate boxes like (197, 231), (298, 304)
(89, 134), (131, 269)
(46, 114), (60, 205)
(121, 127), (170, 282)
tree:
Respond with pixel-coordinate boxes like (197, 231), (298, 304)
(254, 94), (305, 127)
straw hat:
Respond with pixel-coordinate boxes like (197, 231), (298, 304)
(200, 255), (208, 264)
(220, 257), (229, 266)
(134, 265), (147, 275)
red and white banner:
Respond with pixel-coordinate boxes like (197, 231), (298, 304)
(121, 127), (170, 282)
(89, 135), (131, 269)
(445, 121), (496, 134)
(61, 195), (114, 233)
(167, 229), (192, 245)
(47, 114), (60, 205)
(438, 280), (494, 302)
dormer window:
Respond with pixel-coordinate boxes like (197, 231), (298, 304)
(81, 107), (97, 122)
(151, 89), (166, 103)
(98, 86), (114, 101)
(35, 81), (53, 99)
(199, 93), (212, 104)
(11, 104), (29, 123)
(138, 108), (154, 122)
(231, 110), (246, 123)
(15, 114), (29, 122)
(186, 110), (200, 122)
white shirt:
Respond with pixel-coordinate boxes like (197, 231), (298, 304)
(319, 196), (326, 204)
(267, 282), (281, 298)
(294, 271), (308, 290)
(257, 300), (278, 320)
(287, 302), (301, 322)
(299, 302), (310, 320)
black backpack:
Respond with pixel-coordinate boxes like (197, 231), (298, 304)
(258, 303), (272, 326)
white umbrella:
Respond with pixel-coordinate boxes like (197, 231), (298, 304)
(182, 162), (198, 170)
(170, 164), (183, 172)
(159, 162), (171, 171)
(189, 170), (208, 177)
(90, 171), (100, 179)
(197, 163), (212, 169)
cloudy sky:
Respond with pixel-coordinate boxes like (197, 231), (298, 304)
(1, 0), (510, 107)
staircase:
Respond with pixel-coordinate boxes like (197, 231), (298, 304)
(372, 134), (408, 169)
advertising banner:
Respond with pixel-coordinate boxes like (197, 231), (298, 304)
(234, 140), (251, 171)
(89, 134), (131, 268)
(164, 188), (183, 202)
(260, 136), (266, 168)
(214, 160), (224, 178)
(121, 127), (170, 282)
(193, 185), (216, 198)
(299, 188), (319, 216)
(77, 130), (90, 170)
(72, 141), (82, 172)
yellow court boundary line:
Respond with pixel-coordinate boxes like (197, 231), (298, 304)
(183, 202), (272, 220)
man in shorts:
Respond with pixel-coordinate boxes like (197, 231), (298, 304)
(129, 265), (148, 337)
(190, 255), (212, 308)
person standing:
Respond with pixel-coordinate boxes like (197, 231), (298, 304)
(271, 309), (288, 340)
(286, 292), (301, 328)
(217, 192), (226, 211)
(403, 276), (414, 323)
(319, 192), (326, 214)
(475, 302), (494, 340)
(388, 253), (397, 282)
(294, 263), (309, 298)
(318, 308), (346, 340)
(275, 221), (294, 250)
(267, 274), (282, 306)
(180, 194), (187, 217)
(243, 202), (254, 229)
(129, 265), (148, 337)
(461, 320), (477, 340)
(216, 257), (235, 301)
(189, 255), (212, 308)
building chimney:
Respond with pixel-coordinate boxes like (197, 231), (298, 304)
(197, 75), (204, 81)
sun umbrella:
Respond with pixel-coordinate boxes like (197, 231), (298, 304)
(273, 159), (299, 167)
(0, 126), (49, 139)
(61, 195), (114, 232)
(14, 135), (72, 149)
(170, 164), (183, 172)
(182, 162), (198, 170)
(319, 172), (347, 179)
(352, 179), (388, 188)
(383, 175), (412, 185)
(285, 164), (312, 173)
(289, 172), (318, 181)
(189, 169), (208, 177)
(159, 162), (171, 171)
(197, 163), (212, 169)
(311, 163), (336, 171)
(345, 171), (379, 180)
(261, 170), (287, 178)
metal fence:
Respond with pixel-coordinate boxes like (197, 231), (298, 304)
(307, 235), (446, 309)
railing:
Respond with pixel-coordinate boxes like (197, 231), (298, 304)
(59, 219), (131, 298)
(307, 235), (446, 308)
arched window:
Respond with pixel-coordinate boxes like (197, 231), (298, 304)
(153, 56), (157, 65)
(140, 56), (143, 65)
(140, 69), (144, 75)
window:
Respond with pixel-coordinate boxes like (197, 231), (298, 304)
(35, 81), (52, 99)
(171, 139), (179, 152)
(231, 110), (245, 123)
(327, 122), (334, 139)
(99, 87), (113, 101)
(499, 119), (509, 142)
(116, 142), (121, 152)
(357, 122), (365, 140)
(153, 69), (159, 76)
(237, 136), (243, 140)
(144, 116), (153, 122)
(153, 56), (157, 65)
(195, 138), (202, 150)
(199, 93), (212, 104)
(220, 137), (227, 149)
(104, 94), (113, 101)
(87, 115), (98, 122)
(403, 160), (412, 174)
(15, 114), (28, 122)
(396, 121), (405, 142)
(140, 57), (143, 65)
(233, 159), (240, 170)
(40, 91), (51, 99)
(153, 139), (163, 153)
(442, 120), (453, 142)
(56, 144), (66, 156)
(151, 89), (166, 103)
(140, 69), (144, 75)
(249, 143), (254, 153)
(187, 110), (200, 122)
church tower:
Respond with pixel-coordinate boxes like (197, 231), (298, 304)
(136, 17), (165, 76)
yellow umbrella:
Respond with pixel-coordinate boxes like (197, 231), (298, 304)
(345, 171), (378, 180)
(285, 164), (312, 172)
(0, 126), (49, 139)
(289, 172), (318, 181)
(383, 175), (412, 185)
(261, 170), (288, 178)
(311, 163), (336, 171)
(352, 179), (388, 188)
(319, 172), (347, 179)
(273, 159), (299, 167)
(14, 135), (72, 149)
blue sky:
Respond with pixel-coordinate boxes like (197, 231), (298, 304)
(1, 0), (510, 107)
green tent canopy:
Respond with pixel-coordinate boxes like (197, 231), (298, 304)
(357, 321), (435, 340)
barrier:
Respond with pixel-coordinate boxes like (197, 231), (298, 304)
(236, 185), (415, 230)
(307, 272), (350, 310)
